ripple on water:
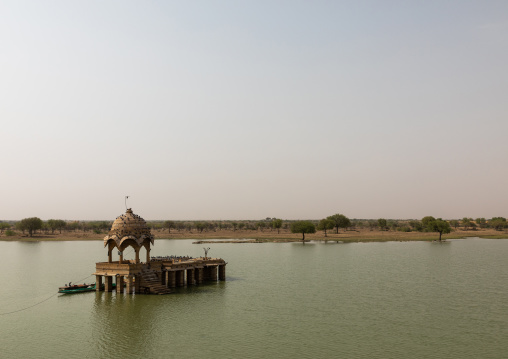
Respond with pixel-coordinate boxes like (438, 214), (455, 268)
(1, 238), (508, 359)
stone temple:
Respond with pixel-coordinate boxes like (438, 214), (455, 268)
(94, 208), (226, 294)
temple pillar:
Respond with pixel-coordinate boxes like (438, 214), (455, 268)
(161, 270), (166, 285)
(174, 270), (182, 287)
(219, 264), (226, 281)
(125, 276), (134, 294)
(104, 276), (113, 292)
(203, 266), (210, 281)
(146, 248), (151, 263)
(135, 248), (140, 264)
(210, 266), (218, 281)
(195, 267), (203, 284)
(180, 270), (185, 287)
(119, 251), (124, 264)
(116, 275), (124, 293)
(108, 250), (112, 263)
(187, 268), (195, 286)
(96, 275), (103, 292)
(168, 271), (176, 288)
(134, 275), (141, 293)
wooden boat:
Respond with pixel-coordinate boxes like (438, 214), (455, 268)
(58, 283), (116, 294)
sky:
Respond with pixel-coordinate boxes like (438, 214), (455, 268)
(1, 0), (507, 221)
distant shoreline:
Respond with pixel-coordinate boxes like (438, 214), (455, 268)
(1, 228), (506, 243)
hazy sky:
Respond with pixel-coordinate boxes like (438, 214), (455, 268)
(1, 1), (507, 221)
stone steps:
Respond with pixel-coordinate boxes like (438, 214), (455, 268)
(139, 271), (172, 295)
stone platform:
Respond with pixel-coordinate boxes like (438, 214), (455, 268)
(94, 256), (226, 295)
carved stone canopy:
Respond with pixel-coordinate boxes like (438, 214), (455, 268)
(104, 208), (154, 250)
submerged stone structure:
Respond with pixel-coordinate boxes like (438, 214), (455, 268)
(94, 208), (226, 295)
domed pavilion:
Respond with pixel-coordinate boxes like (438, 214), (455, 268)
(103, 208), (154, 264)
(94, 208), (226, 295)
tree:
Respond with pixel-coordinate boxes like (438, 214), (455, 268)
(449, 220), (460, 229)
(423, 217), (451, 241)
(489, 217), (507, 231)
(47, 219), (59, 234)
(195, 222), (205, 233)
(377, 218), (387, 231)
(317, 219), (335, 237)
(462, 217), (473, 230)
(409, 220), (423, 232)
(387, 220), (399, 231)
(290, 221), (316, 242)
(18, 217), (43, 237)
(0, 223), (11, 234)
(475, 218), (486, 229)
(257, 222), (266, 231)
(327, 214), (351, 234)
(421, 216), (436, 228)
(272, 219), (283, 234)
(163, 220), (175, 233)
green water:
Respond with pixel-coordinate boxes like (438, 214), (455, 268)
(1, 238), (507, 359)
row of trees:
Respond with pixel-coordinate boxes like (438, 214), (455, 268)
(291, 214), (352, 242)
(0, 218), (113, 237)
(159, 219), (285, 234)
(290, 214), (455, 242)
(375, 217), (508, 232)
(2, 215), (507, 238)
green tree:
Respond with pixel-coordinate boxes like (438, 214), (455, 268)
(489, 217), (507, 231)
(15, 222), (25, 234)
(194, 222), (205, 233)
(409, 220), (423, 232)
(377, 218), (388, 231)
(42, 221), (50, 234)
(449, 220), (460, 229)
(272, 219), (283, 234)
(19, 217), (43, 237)
(67, 221), (80, 232)
(47, 219), (59, 234)
(475, 218), (486, 229)
(423, 217), (451, 241)
(421, 216), (436, 228)
(327, 214), (351, 234)
(462, 217), (473, 230)
(387, 220), (399, 231)
(317, 218), (335, 237)
(290, 221), (316, 242)
(257, 222), (266, 231)
(163, 220), (175, 233)
(0, 222), (11, 234)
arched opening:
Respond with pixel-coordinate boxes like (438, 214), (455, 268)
(105, 239), (117, 263)
(119, 238), (141, 263)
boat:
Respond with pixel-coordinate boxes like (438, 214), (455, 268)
(58, 282), (116, 294)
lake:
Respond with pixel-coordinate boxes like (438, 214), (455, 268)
(1, 238), (507, 358)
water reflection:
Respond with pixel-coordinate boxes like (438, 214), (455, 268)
(91, 292), (157, 358)
(1, 238), (508, 359)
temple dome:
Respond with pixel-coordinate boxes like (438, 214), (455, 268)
(104, 208), (154, 248)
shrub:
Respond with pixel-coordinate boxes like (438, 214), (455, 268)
(5, 230), (16, 236)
